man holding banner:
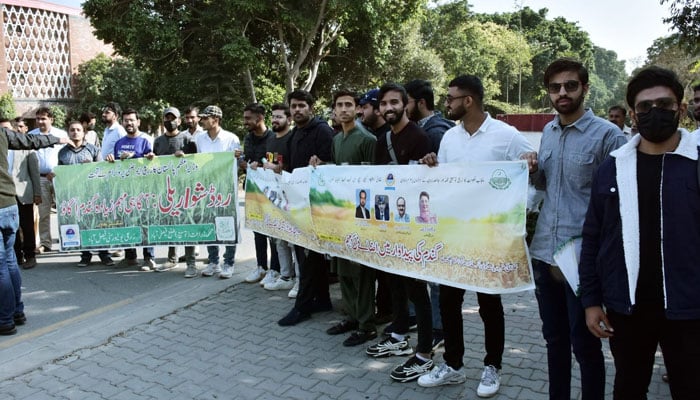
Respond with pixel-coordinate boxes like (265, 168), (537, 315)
(309, 90), (378, 347)
(418, 75), (535, 397)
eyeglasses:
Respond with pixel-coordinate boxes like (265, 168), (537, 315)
(547, 80), (581, 94)
(634, 97), (677, 114)
(445, 95), (470, 103)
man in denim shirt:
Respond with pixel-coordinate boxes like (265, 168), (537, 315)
(529, 58), (627, 400)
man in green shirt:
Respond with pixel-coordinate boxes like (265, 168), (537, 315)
(309, 90), (377, 346)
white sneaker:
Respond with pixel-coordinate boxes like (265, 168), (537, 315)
(219, 263), (234, 279)
(288, 279), (299, 298)
(264, 276), (295, 291)
(155, 260), (178, 272)
(140, 258), (157, 271)
(184, 265), (197, 278)
(476, 365), (500, 397)
(417, 362), (466, 387)
(201, 263), (221, 277)
(260, 269), (280, 286)
(245, 266), (266, 283)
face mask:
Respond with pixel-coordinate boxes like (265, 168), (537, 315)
(636, 108), (679, 143)
(164, 120), (179, 132)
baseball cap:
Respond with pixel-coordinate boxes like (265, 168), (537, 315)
(163, 106), (180, 118)
(359, 89), (379, 106)
(198, 105), (223, 119)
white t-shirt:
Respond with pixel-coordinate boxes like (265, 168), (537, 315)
(101, 122), (127, 160)
(437, 113), (533, 163)
(28, 126), (67, 174)
(195, 128), (241, 153)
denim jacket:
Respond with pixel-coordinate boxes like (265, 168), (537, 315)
(529, 109), (627, 264)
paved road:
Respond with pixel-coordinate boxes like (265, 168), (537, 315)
(0, 216), (670, 399)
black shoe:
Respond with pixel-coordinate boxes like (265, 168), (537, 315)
(99, 255), (115, 266)
(311, 299), (333, 313)
(278, 308), (311, 326)
(326, 319), (359, 335)
(13, 312), (26, 326)
(343, 330), (377, 347)
(77, 257), (91, 267)
(178, 255), (187, 263)
(0, 324), (17, 336)
(390, 356), (434, 382)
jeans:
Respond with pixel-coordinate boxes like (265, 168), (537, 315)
(125, 247), (154, 260)
(429, 282), (443, 330)
(207, 245), (236, 265)
(439, 285), (504, 369)
(391, 275), (432, 354)
(275, 239), (296, 278)
(254, 232), (280, 272)
(607, 306), (700, 400)
(0, 204), (22, 327)
(532, 259), (605, 400)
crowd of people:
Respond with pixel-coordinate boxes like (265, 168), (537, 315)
(1, 57), (699, 399)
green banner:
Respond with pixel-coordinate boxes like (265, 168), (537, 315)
(54, 153), (238, 250)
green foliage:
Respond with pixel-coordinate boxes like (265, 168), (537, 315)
(661, 0), (700, 54)
(0, 93), (16, 120)
(309, 188), (349, 207)
(48, 105), (67, 129)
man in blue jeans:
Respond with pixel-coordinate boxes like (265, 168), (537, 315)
(529, 58), (627, 399)
(0, 125), (67, 335)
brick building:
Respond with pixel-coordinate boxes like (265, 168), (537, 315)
(0, 0), (112, 117)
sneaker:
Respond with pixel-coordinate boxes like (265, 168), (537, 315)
(366, 335), (413, 358)
(184, 264), (197, 278)
(390, 356), (434, 382)
(288, 279), (299, 298)
(155, 260), (178, 272)
(219, 263), (234, 279)
(99, 255), (115, 266)
(343, 330), (377, 347)
(260, 269), (279, 286)
(432, 329), (445, 350)
(245, 266), (266, 283)
(21, 257), (37, 269)
(264, 276), (295, 291)
(201, 263), (221, 277)
(417, 362), (466, 387)
(476, 365), (501, 397)
(141, 258), (157, 271)
(77, 257), (91, 267)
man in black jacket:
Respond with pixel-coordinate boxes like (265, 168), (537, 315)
(278, 90), (334, 326)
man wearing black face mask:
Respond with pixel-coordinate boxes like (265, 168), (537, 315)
(580, 66), (700, 399)
(145, 107), (197, 275)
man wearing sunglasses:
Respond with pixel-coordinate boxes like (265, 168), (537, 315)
(529, 58), (627, 400)
(579, 66), (700, 399)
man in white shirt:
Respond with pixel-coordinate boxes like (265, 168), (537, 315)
(194, 105), (240, 279)
(100, 102), (126, 161)
(418, 74), (536, 397)
(28, 107), (67, 253)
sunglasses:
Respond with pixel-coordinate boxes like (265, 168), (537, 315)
(634, 97), (677, 114)
(547, 80), (581, 94)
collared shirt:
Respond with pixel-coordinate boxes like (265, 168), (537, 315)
(194, 128), (240, 154)
(29, 126), (67, 174)
(58, 143), (101, 165)
(101, 122), (126, 160)
(394, 213), (411, 223)
(437, 113), (533, 164)
(417, 113), (435, 128)
(529, 108), (628, 264)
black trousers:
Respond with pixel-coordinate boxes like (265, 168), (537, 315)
(440, 285), (505, 369)
(607, 306), (700, 400)
(13, 202), (35, 261)
(293, 248), (330, 314)
(390, 275), (432, 354)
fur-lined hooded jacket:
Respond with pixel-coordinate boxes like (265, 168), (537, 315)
(579, 130), (700, 320)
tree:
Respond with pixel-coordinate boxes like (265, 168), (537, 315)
(644, 34), (700, 95)
(661, 0), (700, 54)
(590, 46), (627, 114)
(0, 93), (15, 120)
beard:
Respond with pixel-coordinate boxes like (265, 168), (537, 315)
(272, 122), (288, 132)
(552, 93), (585, 115)
(447, 104), (466, 121)
(383, 107), (405, 125)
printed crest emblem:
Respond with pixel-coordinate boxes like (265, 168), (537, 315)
(489, 169), (511, 190)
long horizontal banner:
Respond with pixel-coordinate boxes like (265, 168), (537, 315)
(54, 153), (239, 250)
(245, 162), (534, 294)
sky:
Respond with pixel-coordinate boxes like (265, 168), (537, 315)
(49, 0), (674, 73)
